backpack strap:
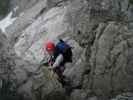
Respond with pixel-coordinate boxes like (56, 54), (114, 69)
(59, 39), (64, 43)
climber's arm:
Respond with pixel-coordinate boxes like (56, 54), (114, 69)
(48, 54), (64, 69)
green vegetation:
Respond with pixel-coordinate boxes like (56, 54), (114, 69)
(0, 0), (10, 16)
(0, 79), (18, 100)
(129, 0), (133, 5)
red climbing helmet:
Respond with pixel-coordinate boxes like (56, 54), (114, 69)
(45, 41), (55, 52)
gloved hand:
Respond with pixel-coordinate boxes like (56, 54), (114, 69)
(40, 58), (49, 66)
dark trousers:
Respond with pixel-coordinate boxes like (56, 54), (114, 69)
(53, 66), (66, 85)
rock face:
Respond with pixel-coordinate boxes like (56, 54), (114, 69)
(0, 32), (18, 100)
(0, 32), (65, 100)
(1, 0), (133, 100)
(111, 92), (133, 100)
(65, 0), (133, 99)
(83, 22), (133, 99)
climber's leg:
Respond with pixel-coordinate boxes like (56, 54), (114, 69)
(53, 67), (67, 86)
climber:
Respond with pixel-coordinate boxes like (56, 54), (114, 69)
(44, 39), (72, 86)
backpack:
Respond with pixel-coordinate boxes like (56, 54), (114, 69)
(54, 39), (72, 63)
